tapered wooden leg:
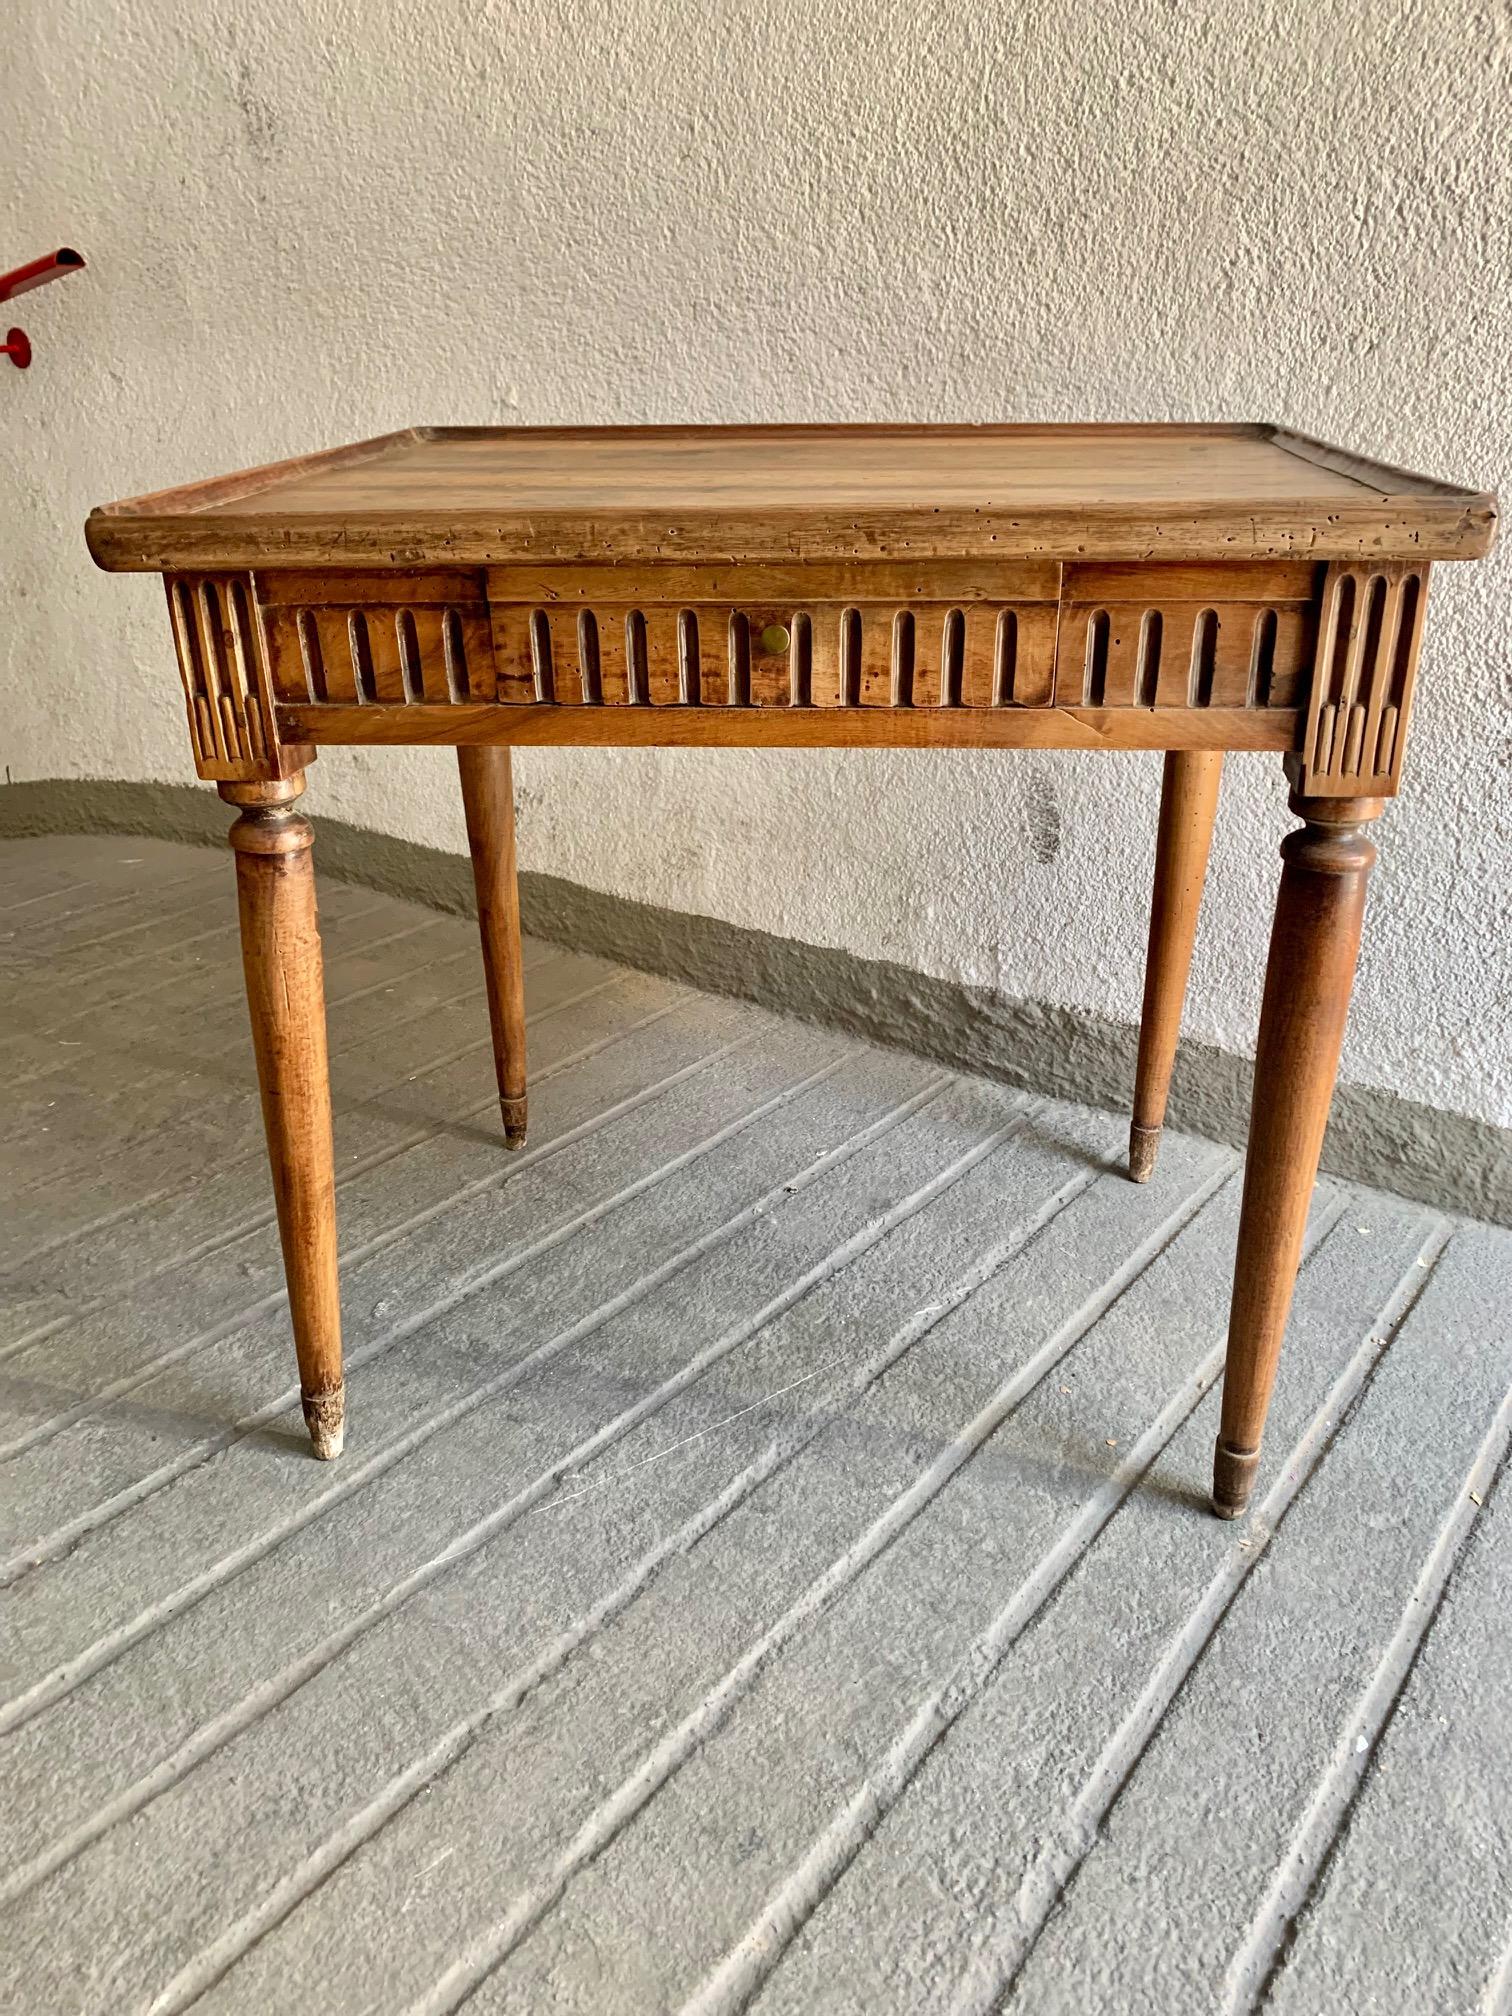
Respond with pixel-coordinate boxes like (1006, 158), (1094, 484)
(1212, 791), (1384, 1518)
(1130, 750), (1224, 1182)
(221, 776), (344, 1459)
(457, 745), (528, 1146)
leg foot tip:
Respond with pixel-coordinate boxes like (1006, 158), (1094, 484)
(501, 1096), (528, 1148)
(1211, 1435), (1259, 1520)
(1128, 1123), (1161, 1184)
(303, 1383), (345, 1461)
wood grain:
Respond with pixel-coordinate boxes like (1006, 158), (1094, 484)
(87, 424), (1497, 571)
(457, 746), (528, 1145)
(1213, 793), (1383, 1517)
(220, 774), (343, 1459)
(1129, 751), (1224, 1183)
(274, 699), (1299, 752)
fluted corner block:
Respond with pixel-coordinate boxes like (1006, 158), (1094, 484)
(166, 574), (312, 784)
(1289, 563), (1430, 799)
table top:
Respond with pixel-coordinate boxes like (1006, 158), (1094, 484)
(87, 423), (1496, 573)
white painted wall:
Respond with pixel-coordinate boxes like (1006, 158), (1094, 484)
(5, 0), (1509, 1126)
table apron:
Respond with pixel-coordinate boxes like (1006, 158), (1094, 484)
(274, 700), (1299, 752)
(152, 559), (1433, 794)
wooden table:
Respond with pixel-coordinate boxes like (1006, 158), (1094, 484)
(88, 425), (1496, 1516)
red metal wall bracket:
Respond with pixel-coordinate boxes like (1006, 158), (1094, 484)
(2, 248), (86, 368)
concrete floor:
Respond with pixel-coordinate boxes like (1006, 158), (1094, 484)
(1, 833), (1509, 2016)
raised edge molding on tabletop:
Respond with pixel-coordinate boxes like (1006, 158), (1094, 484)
(85, 421), (1498, 572)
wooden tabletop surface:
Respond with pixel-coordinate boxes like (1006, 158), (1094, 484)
(87, 423), (1496, 571)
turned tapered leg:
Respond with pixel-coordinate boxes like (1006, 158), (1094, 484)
(1130, 750), (1224, 1182)
(221, 776), (344, 1458)
(1212, 792), (1384, 1518)
(457, 745), (528, 1146)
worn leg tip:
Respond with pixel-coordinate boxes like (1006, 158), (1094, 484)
(1211, 1435), (1259, 1520)
(501, 1096), (528, 1149)
(1128, 1122), (1161, 1184)
(303, 1383), (345, 1461)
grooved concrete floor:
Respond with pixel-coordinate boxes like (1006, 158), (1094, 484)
(1, 832), (1509, 2016)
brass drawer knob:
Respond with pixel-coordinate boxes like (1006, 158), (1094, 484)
(758, 622), (791, 656)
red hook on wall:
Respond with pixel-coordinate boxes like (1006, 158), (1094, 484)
(2, 248), (87, 368)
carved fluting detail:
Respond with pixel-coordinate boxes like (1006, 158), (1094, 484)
(296, 591), (1310, 712)
(255, 570), (495, 707)
(165, 575), (279, 779)
(1290, 563), (1430, 797)
(1055, 562), (1317, 712)
(492, 601), (1061, 709)
(252, 561), (1329, 724)
(1067, 600), (1311, 709)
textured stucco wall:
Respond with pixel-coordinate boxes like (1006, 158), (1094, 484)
(4, 0), (1509, 1127)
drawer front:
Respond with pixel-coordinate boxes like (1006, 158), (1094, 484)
(484, 558), (1063, 711)
(488, 600), (1061, 710)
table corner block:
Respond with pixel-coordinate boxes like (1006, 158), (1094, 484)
(1289, 559), (1431, 799)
